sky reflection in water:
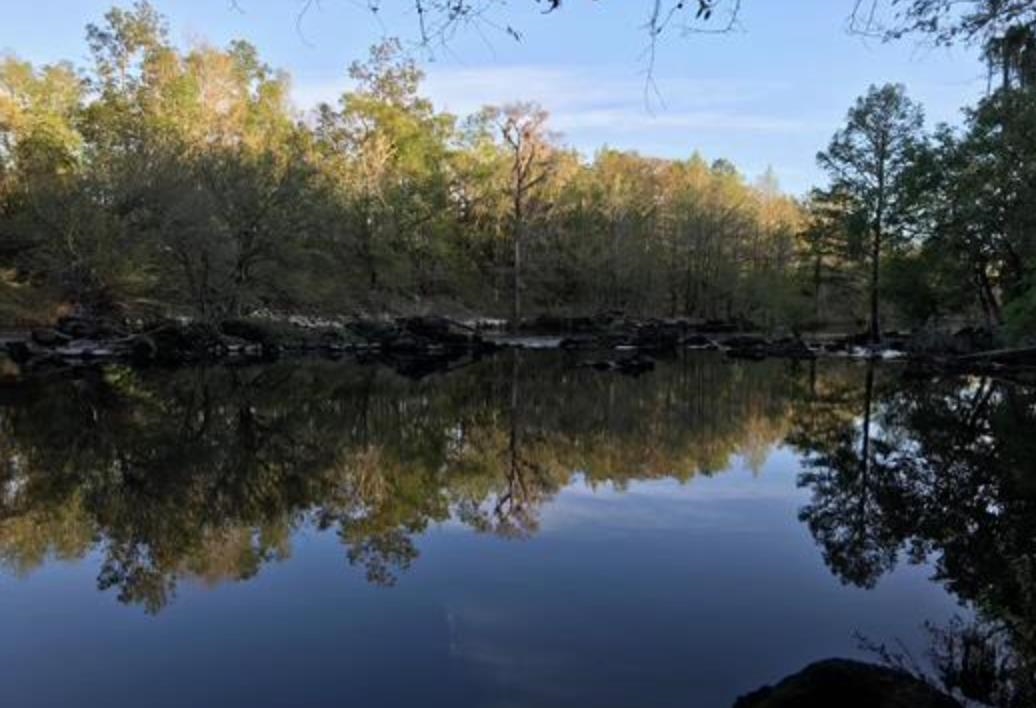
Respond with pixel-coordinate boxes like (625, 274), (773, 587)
(1, 352), (1031, 707)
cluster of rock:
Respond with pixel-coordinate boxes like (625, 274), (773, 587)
(1, 315), (498, 370)
(555, 323), (819, 361)
(3, 311), (1031, 381)
(511, 314), (821, 358)
(513, 313), (734, 350)
(521, 316), (1036, 378)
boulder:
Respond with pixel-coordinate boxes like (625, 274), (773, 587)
(31, 329), (71, 347)
(313, 327), (368, 352)
(724, 335), (769, 349)
(520, 314), (602, 335)
(632, 320), (684, 350)
(724, 335), (770, 360)
(129, 335), (158, 363)
(906, 326), (995, 357)
(55, 340), (114, 359)
(348, 319), (400, 347)
(55, 316), (123, 340)
(683, 334), (719, 350)
(768, 337), (817, 360)
(385, 332), (429, 353)
(559, 336), (600, 351)
(734, 659), (962, 708)
(150, 322), (224, 363)
(347, 317), (492, 354)
(699, 319), (740, 334)
(951, 326), (994, 355)
(382, 351), (468, 379)
(397, 316), (476, 348)
(220, 319), (279, 348)
(3, 340), (34, 364)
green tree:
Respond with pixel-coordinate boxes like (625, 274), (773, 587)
(315, 39), (456, 299)
(818, 84), (925, 343)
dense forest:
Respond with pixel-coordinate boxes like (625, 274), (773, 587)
(0, 1), (1033, 343)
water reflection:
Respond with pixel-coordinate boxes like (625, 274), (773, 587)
(0, 352), (802, 612)
(790, 364), (1036, 705)
(1, 352), (1034, 705)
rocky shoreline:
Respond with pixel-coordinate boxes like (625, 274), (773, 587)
(1, 312), (1034, 380)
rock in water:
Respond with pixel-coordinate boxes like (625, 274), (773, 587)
(683, 334), (719, 350)
(3, 340), (33, 364)
(632, 320), (684, 350)
(220, 319), (278, 347)
(31, 329), (71, 347)
(768, 337), (816, 360)
(397, 316), (474, 348)
(724, 335), (770, 360)
(150, 322), (224, 363)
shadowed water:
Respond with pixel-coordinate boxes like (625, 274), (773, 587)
(0, 352), (1033, 707)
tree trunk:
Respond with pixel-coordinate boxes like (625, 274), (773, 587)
(814, 253), (823, 324)
(511, 220), (522, 333)
(869, 226), (882, 344)
(975, 265), (1003, 328)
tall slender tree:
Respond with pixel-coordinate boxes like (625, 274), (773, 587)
(485, 103), (555, 330)
(818, 84), (924, 344)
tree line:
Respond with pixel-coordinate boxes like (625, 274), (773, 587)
(0, 3), (803, 329)
(1, 2), (1034, 342)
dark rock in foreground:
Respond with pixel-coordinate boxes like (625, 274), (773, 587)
(734, 659), (961, 708)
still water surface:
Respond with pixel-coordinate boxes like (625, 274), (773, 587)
(0, 352), (1032, 707)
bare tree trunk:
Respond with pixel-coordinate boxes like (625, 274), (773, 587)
(512, 219), (522, 333)
(976, 265), (1003, 326)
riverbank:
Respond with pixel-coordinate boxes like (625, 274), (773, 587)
(1, 312), (1033, 381)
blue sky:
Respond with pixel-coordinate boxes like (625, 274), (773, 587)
(1, 0), (988, 194)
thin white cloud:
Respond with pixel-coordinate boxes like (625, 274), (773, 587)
(421, 65), (792, 112)
(551, 107), (811, 134)
(291, 64), (808, 133)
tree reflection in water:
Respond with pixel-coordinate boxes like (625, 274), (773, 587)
(2, 352), (1034, 704)
(0, 352), (800, 611)
(791, 364), (1036, 706)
